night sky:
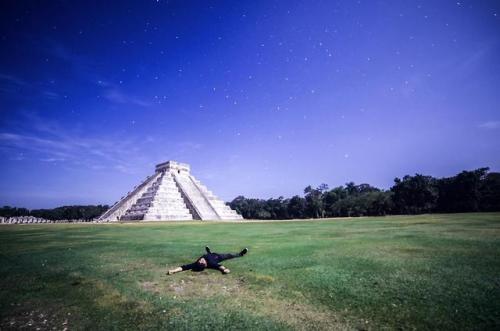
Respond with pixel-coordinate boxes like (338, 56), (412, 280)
(0, 1), (499, 209)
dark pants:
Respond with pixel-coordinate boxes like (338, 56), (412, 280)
(181, 251), (241, 272)
(203, 252), (240, 267)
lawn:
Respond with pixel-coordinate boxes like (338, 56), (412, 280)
(1, 213), (499, 330)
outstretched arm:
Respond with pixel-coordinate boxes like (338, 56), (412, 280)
(218, 265), (231, 274)
(167, 267), (183, 275)
(167, 262), (195, 275)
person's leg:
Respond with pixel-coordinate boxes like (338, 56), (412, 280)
(215, 253), (238, 261)
(216, 248), (248, 262)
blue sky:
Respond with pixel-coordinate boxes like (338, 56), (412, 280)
(0, 1), (499, 208)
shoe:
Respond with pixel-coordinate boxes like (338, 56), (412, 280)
(240, 248), (248, 256)
(205, 246), (211, 254)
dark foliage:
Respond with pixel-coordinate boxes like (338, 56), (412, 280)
(391, 174), (438, 214)
(0, 205), (109, 220)
(0, 206), (30, 217)
(479, 172), (500, 211)
(230, 168), (500, 219)
(436, 168), (488, 213)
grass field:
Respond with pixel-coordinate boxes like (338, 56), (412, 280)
(1, 213), (499, 330)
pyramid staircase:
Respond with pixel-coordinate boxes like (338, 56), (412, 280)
(121, 172), (192, 221)
(190, 177), (243, 220)
(173, 172), (219, 220)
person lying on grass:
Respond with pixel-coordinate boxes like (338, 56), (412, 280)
(167, 246), (248, 275)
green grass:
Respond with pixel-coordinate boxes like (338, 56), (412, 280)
(1, 213), (499, 330)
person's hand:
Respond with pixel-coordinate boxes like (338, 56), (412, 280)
(167, 267), (182, 275)
(222, 268), (231, 274)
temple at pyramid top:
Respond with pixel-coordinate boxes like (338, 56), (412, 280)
(99, 161), (243, 222)
(155, 160), (191, 174)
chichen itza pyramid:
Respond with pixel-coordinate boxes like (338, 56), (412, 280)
(99, 161), (243, 221)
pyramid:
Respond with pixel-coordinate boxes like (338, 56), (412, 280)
(98, 161), (243, 221)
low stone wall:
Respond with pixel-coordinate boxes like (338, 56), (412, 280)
(0, 216), (99, 224)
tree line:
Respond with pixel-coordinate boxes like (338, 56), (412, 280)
(1, 167), (498, 220)
(229, 167), (500, 219)
(0, 205), (109, 220)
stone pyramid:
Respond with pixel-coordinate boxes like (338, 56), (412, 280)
(99, 161), (243, 221)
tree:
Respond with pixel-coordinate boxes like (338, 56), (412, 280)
(479, 172), (500, 211)
(357, 183), (380, 194)
(265, 197), (289, 219)
(0, 206), (30, 217)
(304, 185), (325, 218)
(30, 205), (110, 220)
(287, 195), (306, 219)
(345, 182), (358, 196)
(364, 191), (394, 216)
(437, 168), (489, 213)
(322, 186), (345, 217)
(391, 174), (438, 214)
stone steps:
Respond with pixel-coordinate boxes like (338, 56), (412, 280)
(190, 176), (243, 220)
(173, 174), (220, 220)
(120, 172), (193, 221)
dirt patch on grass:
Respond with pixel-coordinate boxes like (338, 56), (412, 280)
(141, 281), (160, 293)
(88, 277), (152, 314)
(0, 301), (75, 331)
(141, 272), (245, 299)
(141, 273), (349, 330)
(242, 292), (349, 331)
